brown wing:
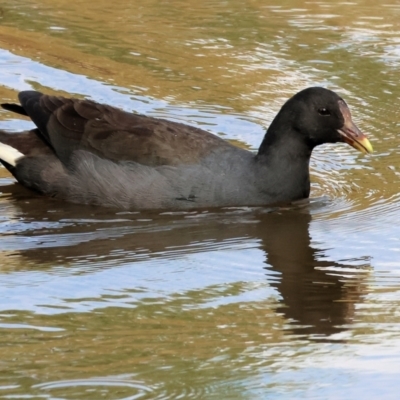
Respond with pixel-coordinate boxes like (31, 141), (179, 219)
(16, 91), (231, 166)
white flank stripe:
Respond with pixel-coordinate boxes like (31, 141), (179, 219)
(0, 142), (24, 167)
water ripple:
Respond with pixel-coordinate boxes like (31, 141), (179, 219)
(33, 378), (153, 400)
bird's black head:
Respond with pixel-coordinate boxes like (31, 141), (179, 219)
(259, 87), (373, 155)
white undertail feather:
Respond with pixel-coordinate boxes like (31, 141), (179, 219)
(0, 142), (24, 167)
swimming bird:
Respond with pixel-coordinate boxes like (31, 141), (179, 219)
(0, 87), (372, 210)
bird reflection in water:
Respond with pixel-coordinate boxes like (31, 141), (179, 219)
(1, 189), (370, 339)
(258, 210), (369, 338)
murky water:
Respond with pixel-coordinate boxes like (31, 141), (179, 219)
(1, 0), (400, 398)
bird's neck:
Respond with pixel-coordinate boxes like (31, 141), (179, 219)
(254, 126), (313, 202)
(257, 122), (313, 160)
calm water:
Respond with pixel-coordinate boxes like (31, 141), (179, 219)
(0, 0), (400, 398)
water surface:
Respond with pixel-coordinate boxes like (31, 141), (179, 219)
(1, 0), (400, 398)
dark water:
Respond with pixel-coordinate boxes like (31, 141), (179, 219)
(1, 0), (400, 398)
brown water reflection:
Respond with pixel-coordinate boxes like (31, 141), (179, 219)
(2, 188), (369, 338)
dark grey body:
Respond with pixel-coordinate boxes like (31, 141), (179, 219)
(15, 140), (310, 209)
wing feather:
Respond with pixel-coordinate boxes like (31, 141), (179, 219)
(13, 91), (230, 166)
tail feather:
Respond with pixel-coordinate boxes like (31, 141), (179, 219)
(0, 142), (24, 167)
(1, 103), (28, 116)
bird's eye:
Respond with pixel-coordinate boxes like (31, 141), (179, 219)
(318, 107), (330, 116)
